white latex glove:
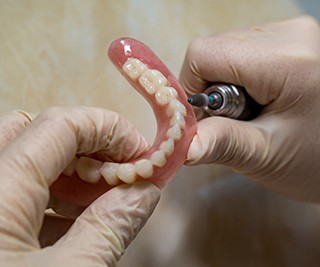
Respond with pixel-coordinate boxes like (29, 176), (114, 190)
(180, 16), (320, 201)
(0, 108), (160, 266)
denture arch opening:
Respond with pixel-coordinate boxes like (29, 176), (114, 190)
(61, 38), (197, 192)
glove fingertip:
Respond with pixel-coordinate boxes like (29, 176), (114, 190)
(184, 134), (206, 165)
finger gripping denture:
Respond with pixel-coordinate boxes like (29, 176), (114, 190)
(50, 38), (197, 206)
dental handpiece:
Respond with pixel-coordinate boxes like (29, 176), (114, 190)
(187, 84), (262, 120)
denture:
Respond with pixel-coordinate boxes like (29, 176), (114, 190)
(50, 38), (197, 207)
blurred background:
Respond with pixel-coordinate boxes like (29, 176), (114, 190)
(1, 0), (320, 266)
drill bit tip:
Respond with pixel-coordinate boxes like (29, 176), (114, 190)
(187, 93), (210, 107)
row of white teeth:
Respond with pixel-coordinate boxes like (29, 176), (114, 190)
(63, 58), (187, 185)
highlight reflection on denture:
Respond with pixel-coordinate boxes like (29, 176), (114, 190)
(57, 38), (196, 201)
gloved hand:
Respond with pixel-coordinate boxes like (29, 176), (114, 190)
(180, 16), (320, 201)
(0, 108), (160, 266)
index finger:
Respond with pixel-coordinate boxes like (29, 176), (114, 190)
(179, 35), (267, 103)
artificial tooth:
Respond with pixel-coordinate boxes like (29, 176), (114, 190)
(135, 159), (153, 179)
(167, 124), (182, 140)
(170, 110), (186, 129)
(75, 157), (103, 183)
(168, 99), (187, 116)
(63, 156), (78, 176)
(100, 162), (120, 186)
(159, 139), (174, 157)
(155, 86), (178, 106)
(139, 69), (168, 95)
(122, 58), (147, 80)
(150, 150), (167, 168)
(116, 163), (137, 184)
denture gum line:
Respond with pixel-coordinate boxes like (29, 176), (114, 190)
(63, 58), (188, 186)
